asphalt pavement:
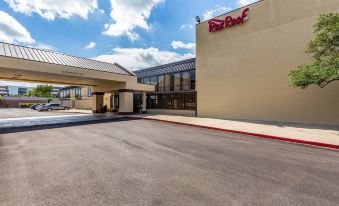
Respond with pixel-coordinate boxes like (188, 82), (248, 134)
(0, 119), (338, 206)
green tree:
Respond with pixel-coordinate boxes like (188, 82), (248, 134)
(288, 13), (339, 88)
(28, 85), (54, 98)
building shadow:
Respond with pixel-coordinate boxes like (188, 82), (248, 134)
(0, 118), (131, 134)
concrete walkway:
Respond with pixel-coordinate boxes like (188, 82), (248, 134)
(129, 114), (339, 149)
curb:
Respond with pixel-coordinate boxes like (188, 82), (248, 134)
(126, 116), (339, 150)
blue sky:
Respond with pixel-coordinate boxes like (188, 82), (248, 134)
(0, 0), (257, 86)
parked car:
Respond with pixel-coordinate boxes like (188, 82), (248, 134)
(37, 103), (70, 111)
(34, 104), (45, 110)
(31, 104), (45, 110)
(30, 104), (38, 110)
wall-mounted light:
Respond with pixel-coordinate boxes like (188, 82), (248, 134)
(195, 16), (201, 24)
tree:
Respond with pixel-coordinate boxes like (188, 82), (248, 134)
(288, 13), (339, 88)
(28, 85), (54, 98)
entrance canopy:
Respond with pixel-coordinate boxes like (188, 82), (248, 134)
(0, 42), (154, 114)
(0, 42), (153, 92)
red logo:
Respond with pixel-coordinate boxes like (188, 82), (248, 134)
(208, 8), (249, 32)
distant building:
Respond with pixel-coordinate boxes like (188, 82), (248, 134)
(0, 96), (49, 108)
(59, 86), (93, 110)
(7, 86), (33, 96)
(0, 86), (8, 96)
(52, 86), (62, 97)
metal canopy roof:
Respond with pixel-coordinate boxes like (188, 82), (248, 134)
(134, 58), (195, 78)
(0, 42), (134, 76)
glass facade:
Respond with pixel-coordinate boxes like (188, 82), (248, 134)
(137, 66), (196, 111)
(138, 69), (196, 93)
(146, 92), (196, 110)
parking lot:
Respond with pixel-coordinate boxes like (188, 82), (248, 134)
(0, 108), (81, 119)
(1, 119), (338, 206)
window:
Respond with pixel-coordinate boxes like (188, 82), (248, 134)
(88, 87), (92, 97)
(143, 77), (151, 84)
(190, 70), (196, 90)
(173, 73), (181, 92)
(156, 94), (171, 109)
(164, 74), (171, 92)
(66, 90), (70, 98)
(173, 93), (184, 109)
(75, 88), (82, 99)
(147, 95), (157, 109)
(184, 93), (196, 110)
(146, 93), (196, 110)
(61, 90), (70, 99)
(137, 78), (142, 83)
(150, 76), (158, 85)
(182, 71), (190, 91)
(157, 75), (165, 92)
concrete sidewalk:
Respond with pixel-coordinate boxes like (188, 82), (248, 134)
(129, 114), (339, 149)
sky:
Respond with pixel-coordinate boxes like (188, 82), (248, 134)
(0, 0), (258, 87)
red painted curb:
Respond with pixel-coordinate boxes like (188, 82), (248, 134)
(126, 116), (339, 150)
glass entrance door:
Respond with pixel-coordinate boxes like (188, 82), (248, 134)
(114, 94), (119, 112)
(133, 94), (142, 113)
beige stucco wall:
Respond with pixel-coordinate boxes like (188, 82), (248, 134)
(61, 100), (73, 108)
(75, 99), (92, 110)
(196, 0), (339, 124)
(119, 92), (133, 113)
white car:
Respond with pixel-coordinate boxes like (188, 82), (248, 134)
(37, 103), (70, 111)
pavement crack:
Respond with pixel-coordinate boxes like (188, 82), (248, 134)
(107, 135), (144, 150)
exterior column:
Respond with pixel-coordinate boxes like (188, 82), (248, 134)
(92, 92), (104, 113)
(142, 91), (147, 113)
(118, 91), (134, 115)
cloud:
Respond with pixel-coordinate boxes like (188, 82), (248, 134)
(171, 41), (195, 50)
(84, 41), (96, 49)
(95, 47), (194, 70)
(103, 0), (163, 41)
(4, 0), (99, 20)
(180, 24), (193, 30)
(202, 6), (232, 21)
(28, 42), (57, 51)
(237, 0), (259, 7)
(0, 10), (35, 44)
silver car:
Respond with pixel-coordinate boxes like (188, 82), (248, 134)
(38, 103), (70, 111)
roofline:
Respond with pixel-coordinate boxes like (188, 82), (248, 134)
(0, 41), (135, 76)
(198, 0), (264, 24)
(114, 62), (136, 76)
(134, 58), (196, 73)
